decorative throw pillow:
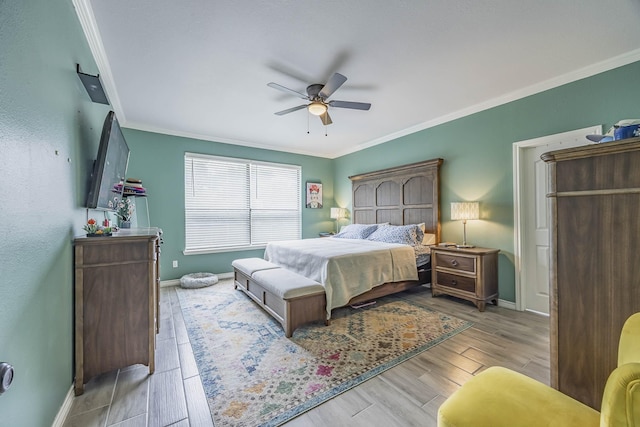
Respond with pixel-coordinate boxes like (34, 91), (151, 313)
(366, 224), (424, 246)
(333, 223), (379, 239)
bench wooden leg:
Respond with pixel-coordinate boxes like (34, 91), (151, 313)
(285, 293), (326, 337)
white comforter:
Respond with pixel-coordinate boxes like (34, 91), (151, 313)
(264, 237), (418, 318)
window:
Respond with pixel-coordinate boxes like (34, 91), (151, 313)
(184, 153), (301, 253)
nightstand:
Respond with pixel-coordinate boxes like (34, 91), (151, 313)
(430, 246), (499, 311)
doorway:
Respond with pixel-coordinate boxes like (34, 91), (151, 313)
(512, 125), (601, 314)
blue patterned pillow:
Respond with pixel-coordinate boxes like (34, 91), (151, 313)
(366, 224), (424, 246)
(333, 223), (379, 239)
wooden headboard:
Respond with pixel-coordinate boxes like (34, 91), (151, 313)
(348, 158), (443, 243)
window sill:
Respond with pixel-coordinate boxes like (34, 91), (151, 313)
(183, 244), (267, 256)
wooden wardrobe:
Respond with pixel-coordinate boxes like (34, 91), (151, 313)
(542, 136), (640, 410)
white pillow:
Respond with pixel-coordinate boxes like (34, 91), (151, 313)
(333, 223), (379, 239)
(422, 233), (436, 245)
(416, 222), (436, 245)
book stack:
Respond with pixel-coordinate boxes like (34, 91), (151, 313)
(123, 178), (146, 196)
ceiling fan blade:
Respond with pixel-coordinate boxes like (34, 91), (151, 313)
(319, 73), (347, 99)
(319, 111), (332, 126)
(274, 104), (307, 115)
(329, 100), (371, 110)
(267, 82), (309, 100)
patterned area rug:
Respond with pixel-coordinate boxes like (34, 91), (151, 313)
(176, 280), (472, 426)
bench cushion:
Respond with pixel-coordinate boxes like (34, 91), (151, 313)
(252, 268), (325, 300)
(232, 258), (280, 276)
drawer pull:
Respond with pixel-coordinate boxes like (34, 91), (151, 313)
(451, 280), (457, 286)
(451, 260), (458, 266)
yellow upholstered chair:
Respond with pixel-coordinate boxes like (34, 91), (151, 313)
(437, 312), (640, 427)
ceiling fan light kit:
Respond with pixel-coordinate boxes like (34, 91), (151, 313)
(307, 102), (327, 116)
(268, 72), (371, 129)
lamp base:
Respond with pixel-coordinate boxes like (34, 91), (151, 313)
(456, 244), (475, 248)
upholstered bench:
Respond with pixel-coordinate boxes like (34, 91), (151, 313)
(232, 258), (327, 337)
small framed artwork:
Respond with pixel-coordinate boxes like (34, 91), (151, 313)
(306, 182), (323, 209)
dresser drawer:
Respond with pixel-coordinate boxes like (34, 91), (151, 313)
(435, 253), (475, 273)
(435, 271), (476, 293)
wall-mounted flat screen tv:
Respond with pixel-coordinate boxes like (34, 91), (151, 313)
(86, 111), (130, 210)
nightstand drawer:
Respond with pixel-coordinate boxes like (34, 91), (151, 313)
(435, 271), (476, 293)
(435, 253), (475, 273)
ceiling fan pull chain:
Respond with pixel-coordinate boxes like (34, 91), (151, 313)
(307, 112), (310, 134)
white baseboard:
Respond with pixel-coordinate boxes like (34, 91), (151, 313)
(160, 279), (181, 288)
(52, 385), (74, 427)
(160, 271), (234, 288)
(498, 298), (517, 310)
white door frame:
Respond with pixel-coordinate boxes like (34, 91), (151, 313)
(512, 125), (601, 311)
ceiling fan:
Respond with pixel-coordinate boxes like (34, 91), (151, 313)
(267, 72), (371, 126)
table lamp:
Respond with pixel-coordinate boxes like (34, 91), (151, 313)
(330, 207), (349, 233)
(451, 202), (479, 248)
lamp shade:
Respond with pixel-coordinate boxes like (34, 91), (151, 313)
(330, 207), (349, 219)
(308, 102), (327, 116)
(451, 202), (479, 221)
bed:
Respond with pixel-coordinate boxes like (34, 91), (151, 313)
(265, 158), (442, 318)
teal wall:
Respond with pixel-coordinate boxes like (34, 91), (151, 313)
(123, 129), (335, 280)
(0, 0), (112, 424)
(334, 60), (640, 302)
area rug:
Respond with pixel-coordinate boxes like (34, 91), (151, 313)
(176, 280), (472, 426)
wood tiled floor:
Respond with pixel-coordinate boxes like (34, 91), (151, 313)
(63, 280), (549, 426)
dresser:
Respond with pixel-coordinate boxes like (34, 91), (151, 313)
(542, 136), (640, 410)
(73, 228), (161, 395)
(430, 246), (499, 311)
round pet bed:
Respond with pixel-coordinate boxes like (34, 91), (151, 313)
(180, 272), (218, 289)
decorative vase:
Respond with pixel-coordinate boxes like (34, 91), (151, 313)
(120, 220), (131, 229)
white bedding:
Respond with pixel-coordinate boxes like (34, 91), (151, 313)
(264, 237), (419, 318)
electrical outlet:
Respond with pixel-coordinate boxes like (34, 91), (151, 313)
(172, 260), (178, 268)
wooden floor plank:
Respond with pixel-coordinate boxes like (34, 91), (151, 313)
(411, 352), (475, 386)
(172, 309), (190, 345)
(65, 370), (117, 419)
(422, 394), (448, 423)
(148, 368), (188, 427)
(183, 376), (214, 427)
(418, 342), (483, 374)
(177, 342), (199, 379)
(108, 413), (147, 427)
(154, 337), (180, 373)
(106, 365), (150, 425)
(357, 376), (438, 426)
(378, 361), (440, 405)
(62, 406), (110, 427)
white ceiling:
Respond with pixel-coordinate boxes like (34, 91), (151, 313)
(75, 0), (640, 158)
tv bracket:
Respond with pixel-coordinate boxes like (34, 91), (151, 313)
(76, 64), (109, 105)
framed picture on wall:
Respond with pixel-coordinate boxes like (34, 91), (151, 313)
(306, 182), (322, 209)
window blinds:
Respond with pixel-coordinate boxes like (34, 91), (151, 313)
(184, 153), (301, 252)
